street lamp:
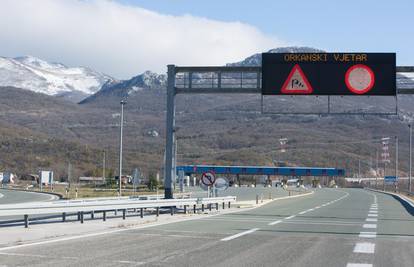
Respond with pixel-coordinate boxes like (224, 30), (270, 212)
(118, 100), (126, 196)
(409, 124), (412, 192)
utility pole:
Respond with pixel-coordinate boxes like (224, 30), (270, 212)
(395, 136), (398, 190)
(118, 100), (126, 197)
(409, 124), (412, 193)
(376, 148), (379, 189)
(102, 150), (106, 185)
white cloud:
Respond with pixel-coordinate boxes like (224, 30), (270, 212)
(0, 0), (284, 79)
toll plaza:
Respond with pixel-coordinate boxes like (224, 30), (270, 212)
(176, 165), (345, 187)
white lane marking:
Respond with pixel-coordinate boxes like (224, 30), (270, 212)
(283, 221), (361, 227)
(363, 224), (377, 229)
(221, 228), (260, 241)
(0, 193), (3, 199)
(369, 208), (378, 211)
(359, 232), (377, 238)
(0, 204), (264, 252)
(116, 260), (145, 265)
(307, 208), (315, 212)
(369, 210), (378, 214)
(366, 218), (377, 222)
(353, 242), (375, 254)
(298, 211), (307, 215)
(346, 264), (373, 267)
(285, 215), (296, 220)
(315, 206), (321, 209)
(367, 214), (378, 217)
(268, 220), (282, 226)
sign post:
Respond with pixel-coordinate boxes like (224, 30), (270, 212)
(262, 53), (396, 96)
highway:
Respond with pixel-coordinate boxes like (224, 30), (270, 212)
(0, 189), (57, 204)
(0, 188), (412, 267)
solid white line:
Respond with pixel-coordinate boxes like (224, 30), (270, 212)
(363, 224), (377, 229)
(285, 215), (296, 220)
(353, 242), (375, 254)
(346, 264), (372, 267)
(366, 218), (377, 222)
(367, 214), (378, 217)
(221, 228), (260, 241)
(359, 232), (377, 238)
(298, 211), (307, 215)
(268, 220), (282, 226)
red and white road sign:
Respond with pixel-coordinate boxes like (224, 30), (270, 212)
(345, 64), (375, 94)
(201, 172), (216, 186)
(281, 64), (313, 94)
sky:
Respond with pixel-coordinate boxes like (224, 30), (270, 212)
(0, 0), (413, 79)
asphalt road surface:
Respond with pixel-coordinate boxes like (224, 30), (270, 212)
(0, 188), (412, 267)
(0, 189), (57, 204)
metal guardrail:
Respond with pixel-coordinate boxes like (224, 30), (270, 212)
(0, 196), (237, 228)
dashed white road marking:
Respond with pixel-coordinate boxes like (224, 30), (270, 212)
(363, 224), (377, 229)
(369, 210), (378, 214)
(346, 264), (373, 267)
(268, 220), (282, 226)
(367, 214), (377, 217)
(353, 242), (375, 254)
(366, 218), (377, 222)
(359, 232), (377, 238)
(221, 228), (260, 241)
(285, 215), (296, 220)
(298, 211), (307, 215)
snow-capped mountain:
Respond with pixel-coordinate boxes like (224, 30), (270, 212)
(80, 71), (166, 104)
(0, 56), (113, 102)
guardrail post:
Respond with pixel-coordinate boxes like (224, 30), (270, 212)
(62, 212), (66, 222)
(80, 212), (84, 224)
(24, 214), (29, 228)
(156, 207), (160, 217)
(269, 192), (272, 199)
(91, 211), (94, 219)
(201, 204), (205, 212)
(77, 212), (81, 221)
(228, 202), (231, 208)
(170, 207), (174, 216)
(193, 204), (196, 213)
(103, 211), (106, 221)
(184, 205), (187, 214)
(256, 194), (259, 204)
(122, 209), (126, 220)
(222, 202), (225, 209)
(209, 204), (212, 211)
(261, 194), (263, 203)
(140, 208), (144, 218)
(216, 203), (218, 210)
(114, 210), (118, 216)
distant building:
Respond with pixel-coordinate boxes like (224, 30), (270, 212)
(79, 176), (105, 185)
(0, 172), (16, 184)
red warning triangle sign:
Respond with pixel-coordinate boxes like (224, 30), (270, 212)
(281, 64), (313, 94)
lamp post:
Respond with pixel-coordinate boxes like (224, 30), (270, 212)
(118, 100), (126, 196)
(409, 124), (412, 193)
